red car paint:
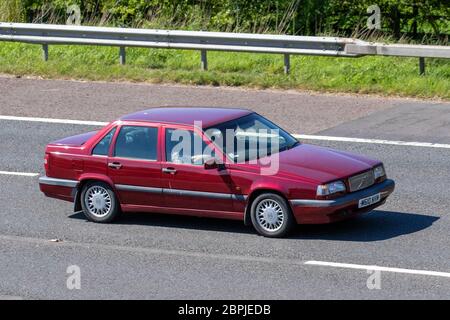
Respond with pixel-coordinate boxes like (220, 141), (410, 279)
(51, 131), (98, 146)
(39, 107), (395, 225)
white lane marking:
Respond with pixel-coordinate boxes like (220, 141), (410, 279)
(0, 115), (107, 126)
(0, 171), (39, 177)
(2, 115), (450, 149)
(305, 261), (450, 279)
(294, 134), (450, 149)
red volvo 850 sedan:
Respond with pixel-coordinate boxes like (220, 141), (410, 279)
(39, 107), (395, 237)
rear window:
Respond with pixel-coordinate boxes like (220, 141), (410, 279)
(114, 126), (158, 160)
(92, 128), (116, 156)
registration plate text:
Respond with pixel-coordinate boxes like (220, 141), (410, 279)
(358, 193), (381, 208)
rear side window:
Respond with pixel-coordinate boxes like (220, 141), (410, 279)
(114, 126), (158, 160)
(92, 128), (116, 156)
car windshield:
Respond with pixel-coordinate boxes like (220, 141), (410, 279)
(204, 113), (299, 163)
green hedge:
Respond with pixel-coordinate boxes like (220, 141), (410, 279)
(0, 0), (448, 40)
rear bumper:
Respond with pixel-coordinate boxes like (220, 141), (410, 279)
(39, 176), (79, 202)
(290, 179), (395, 224)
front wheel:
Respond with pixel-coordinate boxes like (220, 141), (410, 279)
(250, 193), (295, 238)
(80, 181), (120, 223)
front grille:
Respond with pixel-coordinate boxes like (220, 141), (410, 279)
(348, 170), (375, 192)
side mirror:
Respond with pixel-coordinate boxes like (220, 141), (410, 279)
(204, 157), (219, 170)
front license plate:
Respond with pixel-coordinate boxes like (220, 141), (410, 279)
(358, 193), (381, 208)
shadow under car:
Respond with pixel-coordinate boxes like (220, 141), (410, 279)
(69, 210), (439, 241)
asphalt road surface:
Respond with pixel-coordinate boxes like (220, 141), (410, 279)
(0, 76), (449, 299)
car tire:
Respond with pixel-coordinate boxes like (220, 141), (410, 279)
(80, 181), (120, 223)
(250, 193), (295, 238)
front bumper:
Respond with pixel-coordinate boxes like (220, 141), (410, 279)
(290, 179), (395, 224)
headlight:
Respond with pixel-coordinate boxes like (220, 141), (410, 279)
(316, 180), (346, 196)
(373, 165), (386, 180)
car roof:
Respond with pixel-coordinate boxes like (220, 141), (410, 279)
(119, 107), (253, 128)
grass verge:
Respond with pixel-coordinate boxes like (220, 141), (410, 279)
(0, 42), (448, 100)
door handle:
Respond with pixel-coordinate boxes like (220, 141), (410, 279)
(162, 167), (177, 174)
(108, 162), (122, 169)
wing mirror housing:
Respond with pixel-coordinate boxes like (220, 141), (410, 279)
(204, 157), (225, 170)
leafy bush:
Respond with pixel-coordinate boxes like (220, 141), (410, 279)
(1, 0), (448, 41)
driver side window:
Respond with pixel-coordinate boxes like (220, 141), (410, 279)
(165, 128), (215, 165)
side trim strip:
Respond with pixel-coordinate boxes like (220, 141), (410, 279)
(290, 199), (336, 207)
(164, 189), (227, 200)
(115, 183), (247, 201)
(231, 194), (247, 201)
(38, 176), (78, 188)
(115, 184), (162, 194)
(165, 188), (247, 201)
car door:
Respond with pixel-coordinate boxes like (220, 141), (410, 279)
(107, 123), (163, 208)
(161, 126), (236, 213)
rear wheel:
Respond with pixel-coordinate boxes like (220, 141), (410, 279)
(80, 181), (120, 223)
(250, 193), (295, 238)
